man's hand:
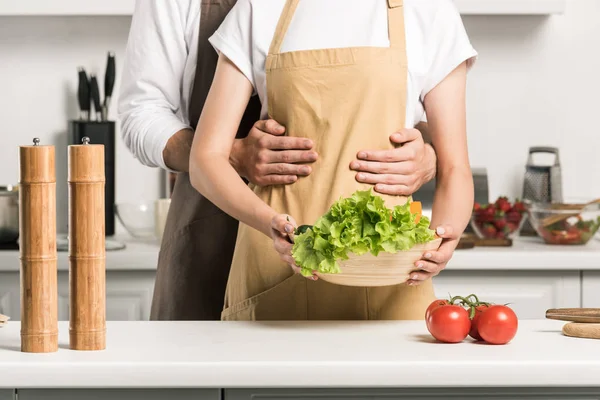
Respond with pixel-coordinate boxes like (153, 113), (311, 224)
(350, 128), (436, 196)
(231, 119), (318, 186)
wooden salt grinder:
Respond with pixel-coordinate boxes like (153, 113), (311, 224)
(19, 138), (58, 353)
(68, 137), (106, 351)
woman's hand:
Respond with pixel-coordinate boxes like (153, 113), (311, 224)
(407, 225), (458, 285)
(270, 214), (318, 280)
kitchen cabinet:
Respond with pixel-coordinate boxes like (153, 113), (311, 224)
(582, 271), (600, 308)
(0, 271), (155, 322)
(0, 273), (19, 320)
(0, 390), (14, 400)
(454, 0), (565, 15)
(432, 270), (581, 319)
(0, 0), (565, 16)
(225, 388), (600, 399)
(0, 0), (135, 16)
(16, 390), (220, 400)
(1, 269), (585, 321)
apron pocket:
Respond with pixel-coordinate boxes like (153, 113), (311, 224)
(221, 274), (308, 321)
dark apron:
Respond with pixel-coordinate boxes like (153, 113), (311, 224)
(150, 0), (262, 321)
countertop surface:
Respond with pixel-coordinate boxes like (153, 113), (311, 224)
(0, 236), (598, 272)
(0, 320), (599, 388)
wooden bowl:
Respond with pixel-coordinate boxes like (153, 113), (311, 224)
(316, 237), (443, 287)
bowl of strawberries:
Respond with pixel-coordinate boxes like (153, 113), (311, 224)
(470, 197), (528, 240)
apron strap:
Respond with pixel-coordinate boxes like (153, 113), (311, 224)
(268, 0), (406, 54)
(268, 0), (300, 55)
(387, 0), (406, 49)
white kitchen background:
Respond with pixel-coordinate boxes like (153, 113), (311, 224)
(0, 0), (598, 235)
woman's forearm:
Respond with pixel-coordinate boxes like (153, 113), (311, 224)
(189, 54), (278, 237)
(190, 152), (276, 236)
(429, 166), (474, 234)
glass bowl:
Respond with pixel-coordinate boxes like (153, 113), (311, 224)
(115, 202), (156, 239)
(470, 198), (528, 240)
(525, 200), (600, 245)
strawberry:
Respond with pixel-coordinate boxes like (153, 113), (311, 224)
(494, 218), (507, 230)
(506, 211), (522, 223)
(474, 202), (482, 212)
(506, 222), (518, 232)
(512, 201), (526, 213)
(496, 231), (506, 239)
(476, 206), (495, 223)
(495, 197), (511, 213)
(482, 223), (497, 238)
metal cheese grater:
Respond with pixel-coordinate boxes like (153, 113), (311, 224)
(522, 147), (563, 203)
(521, 147), (563, 236)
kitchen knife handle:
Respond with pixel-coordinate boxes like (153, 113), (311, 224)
(103, 52), (116, 121)
(90, 76), (102, 121)
(77, 67), (91, 121)
(104, 52), (116, 100)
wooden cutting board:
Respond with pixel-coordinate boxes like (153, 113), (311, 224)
(562, 322), (600, 340)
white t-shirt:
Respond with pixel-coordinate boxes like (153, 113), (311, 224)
(208, 0), (478, 128)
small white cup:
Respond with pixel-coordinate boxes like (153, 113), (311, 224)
(154, 198), (171, 242)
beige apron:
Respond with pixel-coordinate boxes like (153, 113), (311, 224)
(222, 0), (436, 321)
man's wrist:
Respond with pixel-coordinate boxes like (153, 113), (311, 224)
(163, 128), (193, 173)
(424, 143), (437, 181)
(230, 138), (247, 178)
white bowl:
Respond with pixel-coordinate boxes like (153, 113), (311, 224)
(115, 202), (156, 239)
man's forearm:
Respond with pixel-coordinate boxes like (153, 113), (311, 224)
(162, 128), (193, 172)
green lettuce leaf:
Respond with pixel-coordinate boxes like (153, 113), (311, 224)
(291, 189), (436, 277)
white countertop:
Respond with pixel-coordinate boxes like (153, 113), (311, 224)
(0, 236), (598, 272)
(448, 236), (600, 270)
(0, 320), (598, 389)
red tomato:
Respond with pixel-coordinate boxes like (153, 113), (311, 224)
(477, 305), (518, 345)
(425, 299), (449, 322)
(427, 305), (471, 343)
(468, 304), (490, 341)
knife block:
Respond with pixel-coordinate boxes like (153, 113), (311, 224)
(69, 121), (115, 236)
(18, 139), (58, 353)
(68, 138), (106, 351)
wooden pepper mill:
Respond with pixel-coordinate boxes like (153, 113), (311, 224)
(19, 138), (58, 353)
(68, 137), (106, 351)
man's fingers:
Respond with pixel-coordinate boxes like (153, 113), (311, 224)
(373, 184), (412, 196)
(263, 163), (311, 176)
(357, 145), (418, 163)
(390, 128), (421, 145)
(350, 160), (416, 175)
(355, 172), (409, 185)
(262, 135), (314, 151)
(255, 119), (286, 135)
(258, 175), (298, 186)
(268, 150), (318, 164)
